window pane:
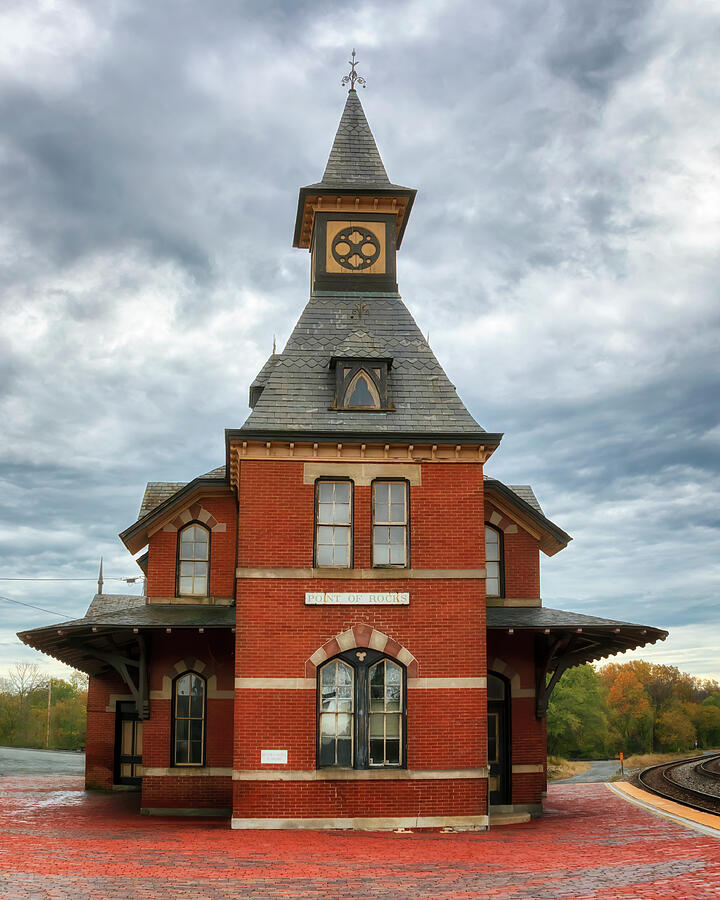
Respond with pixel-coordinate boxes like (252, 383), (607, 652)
(337, 714), (352, 737)
(193, 561), (208, 577)
(334, 482), (350, 503)
(194, 527), (208, 543)
(389, 503), (405, 523)
(486, 576), (499, 596)
(390, 483), (405, 503)
(369, 714), (384, 737)
(189, 741), (202, 764)
(337, 738), (352, 767)
(317, 482), (334, 501)
(369, 739), (385, 765)
(389, 543), (405, 565)
(386, 714), (400, 738)
(319, 734), (335, 767)
(317, 525), (334, 544)
(334, 504), (350, 525)
(337, 664), (352, 685)
(316, 545), (333, 566)
(385, 739), (400, 765)
(386, 662), (401, 684)
(176, 718), (188, 742)
(317, 503), (334, 525)
(189, 719), (203, 742)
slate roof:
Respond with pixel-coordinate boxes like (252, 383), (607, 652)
(240, 293), (489, 436)
(506, 485), (543, 515)
(320, 89), (394, 188)
(138, 466), (226, 518)
(250, 354), (280, 392)
(486, 607), (664, 632)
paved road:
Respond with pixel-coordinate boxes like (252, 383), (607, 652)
(0, 746), (85, 776)
(553, 759), (623, 783)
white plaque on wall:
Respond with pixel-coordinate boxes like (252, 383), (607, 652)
(261, 749), (288, 765)
(305, 592), (409, 606)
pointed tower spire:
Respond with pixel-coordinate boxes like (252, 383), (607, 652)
(321, 89), (391, 187)
(97, 557), (104, 595)
(293, 62), (417, 253)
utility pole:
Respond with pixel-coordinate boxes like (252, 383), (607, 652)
(45, 678), (52, 749)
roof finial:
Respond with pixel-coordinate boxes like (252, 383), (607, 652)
(341, 49), (366, 91)
(272, 334), (277, 354)
(97, 557), (104, 595)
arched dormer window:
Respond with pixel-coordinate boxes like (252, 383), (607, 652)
(330, 357), (392, 411)
(173, 671), (206, 766)
(346, 369), (381, 408)
(485, 524), (504, 598)
(177, 523), (209, 596)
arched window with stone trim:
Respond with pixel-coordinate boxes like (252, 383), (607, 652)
(172, 671), (206, 766)
(318, 650), (405, 769)
(177, 523), (210, 596)
(485, 524), (504, 598)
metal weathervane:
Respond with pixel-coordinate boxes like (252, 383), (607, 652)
(341, 49), (366, 90)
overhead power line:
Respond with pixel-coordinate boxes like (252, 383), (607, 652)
(0, 576), (143, 582)
(0, 595), (74, 619)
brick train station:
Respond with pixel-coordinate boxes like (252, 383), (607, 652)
(19, 82), (665, 829)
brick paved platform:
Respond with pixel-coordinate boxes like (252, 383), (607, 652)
(0, 777), (719, 898)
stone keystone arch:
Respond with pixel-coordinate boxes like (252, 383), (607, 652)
(305, 625), (418, 678)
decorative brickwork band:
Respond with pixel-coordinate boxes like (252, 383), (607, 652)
(162, 503), (227, 533)
(305, 625), (418, 678)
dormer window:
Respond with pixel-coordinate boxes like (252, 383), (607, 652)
(331, 357), (392, 411)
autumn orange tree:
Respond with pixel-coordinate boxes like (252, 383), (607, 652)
(547, 660), (720, 758)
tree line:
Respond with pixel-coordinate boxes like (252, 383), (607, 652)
(548, 660), (720, 758)
(0, 663), (87, 751)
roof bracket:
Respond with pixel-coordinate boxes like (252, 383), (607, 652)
(85, 635), (149, 719)
(535, 634), (573, 719)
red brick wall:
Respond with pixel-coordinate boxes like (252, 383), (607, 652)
(485, 501), (540, 599)
(488, 632), (546, 805)
(233, 459), (488, 820)
(143, 776), (232, 810)
(140, 631), (234, 810)
(85, 673), (129, 790)
(146, 493), (237, 598)
(233, 778), (487, 820)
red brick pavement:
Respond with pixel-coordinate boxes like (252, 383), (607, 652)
(0, 777), (719, 899)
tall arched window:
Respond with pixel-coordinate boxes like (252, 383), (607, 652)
(318, 650), (405, 769)
(177, 523), (210, 596)
(173, 671), (205, 766)
(485, 524), (503, 597)
(319, 659), (354, 767)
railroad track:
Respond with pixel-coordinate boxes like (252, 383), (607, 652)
(637, 752), (720, 814)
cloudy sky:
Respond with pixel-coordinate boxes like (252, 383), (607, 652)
(1, 0), (719, 682)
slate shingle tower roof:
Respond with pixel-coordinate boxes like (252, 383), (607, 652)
(242, 89), (496, 441)
(240, 294), (488, 436)
(320, 89), (394, 188)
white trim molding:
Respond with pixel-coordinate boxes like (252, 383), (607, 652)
(231, 814), (489, 831)
(407, 677), (486, 689)
(235, 677), (315, 690)
(232, 767), (488, 781)
(143, 767), (233, 777)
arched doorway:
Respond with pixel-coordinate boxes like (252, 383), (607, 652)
(487, 672), (511, 804)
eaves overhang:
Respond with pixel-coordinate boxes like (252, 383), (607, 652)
(225, 428), (503, 485)
(487, 606), (668, 718)
(18, 606), (235, 676)
(485, 479), (572, 557)
(293, 184), (417, 250)
(119, 475), (232, 555)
